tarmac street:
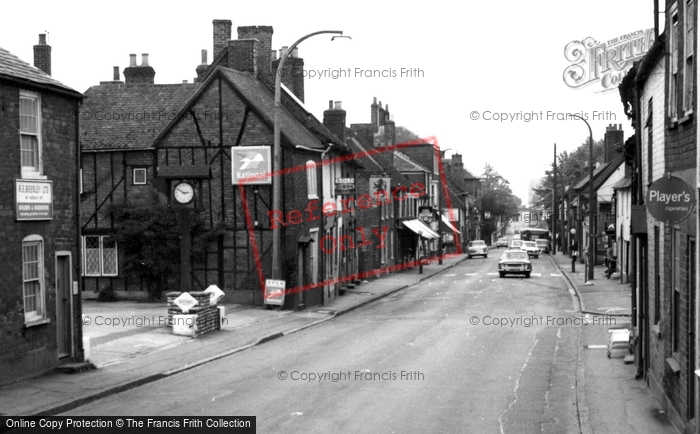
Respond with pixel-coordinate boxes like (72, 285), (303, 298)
(0, 250), (681, 433)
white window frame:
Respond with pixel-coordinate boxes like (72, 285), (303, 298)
(19, 90), (44, 179)
(82, 235), (119, 276)
(683, 0), (695, 114)
(133, 168), (147, 185)
(22, 235), (46, 324)
(306, 161), (318, 199)
(670, 5), (680, 122)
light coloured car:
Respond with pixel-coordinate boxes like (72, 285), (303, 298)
(498, 249), (532, 278)
(535, 239), (550, 254)
(496, 238), (508, 248)
(521, 241), (539, 258)
(467, 240), (488, 258)
(509, 240), (523, 250)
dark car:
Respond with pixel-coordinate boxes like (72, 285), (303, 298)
(498, 249), (532, 278)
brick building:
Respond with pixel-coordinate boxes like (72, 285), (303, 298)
(0, 36), (84, 384)
(619, 0), (698, 430)
(80, 21), (362, 309)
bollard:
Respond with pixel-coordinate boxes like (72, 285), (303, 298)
(571, 254), (577, 272)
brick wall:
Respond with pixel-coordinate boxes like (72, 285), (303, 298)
(0, 83), (81, 385)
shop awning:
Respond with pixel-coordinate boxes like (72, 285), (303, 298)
(441, 215), (461, 234)
(402, 219), (439, 239)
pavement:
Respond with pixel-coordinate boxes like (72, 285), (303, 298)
(0, 249), (682, 433)
(550, 252), (678, 434)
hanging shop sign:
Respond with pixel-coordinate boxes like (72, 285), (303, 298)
(646, 175), (694, 224)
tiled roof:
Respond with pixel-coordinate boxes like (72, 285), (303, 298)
(0, 46), (81, 97)
(394, 151), (430, 172)
(613, 175), (632, 190)
(81, 82), (199, 149)
(572, 154), (624, 191)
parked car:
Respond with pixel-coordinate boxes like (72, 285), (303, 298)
(496, 238), (508, 248)
(509, 240), (523, 250)
(498, 250), (532, 278)
(521, 241), (539, 258)
(535, 239), (550, 254)
(467, 240), (488, 258)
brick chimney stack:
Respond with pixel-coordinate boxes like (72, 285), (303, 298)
(323, 100), (346, 144)
(213, 19), (232, 60)
(237, 26), (273, 75)
(385, 104), (395, 145)
(226, 39), (258, 75)
(195, 49), (208, 82)
(272, 47), (305, 102)
(452, 153), (464, 174)
(123, 53), (156, 84)
(33, 34), (51, 76)
(603, 123), (624, 164)
(371, 97), (379, 127)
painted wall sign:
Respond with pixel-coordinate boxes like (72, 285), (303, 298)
(563, 29), (655, 91)
(231, 146), (272, 185)
(646, 176), (694, 224)
(16, 180), (53, 221)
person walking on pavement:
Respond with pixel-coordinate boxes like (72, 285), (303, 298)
(605, 244), (616, 279)
(570, 239), (578, 272)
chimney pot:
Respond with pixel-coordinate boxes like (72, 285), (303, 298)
(201, 49), (207, 64)
(280, 46), (288, 59)
(141, 53), (149, 66)
(113, 66), (120, 81)
(129, 54), (137, 67)
(334, 101), (342, 110)
(291, 47), (299, 58)
(38, 34), (47, 45)
(271, 50), (277, 61)
(328, 100), (333, 109)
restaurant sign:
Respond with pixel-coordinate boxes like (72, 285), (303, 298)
(16, 180), (53, 221)
(646, 176), (694, 224)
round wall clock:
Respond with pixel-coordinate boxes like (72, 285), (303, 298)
(174, 182), (194, 204)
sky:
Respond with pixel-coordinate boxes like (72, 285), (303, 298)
(0, 0), (658, 205)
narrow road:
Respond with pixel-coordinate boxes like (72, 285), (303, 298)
(66, 253), (582, 433)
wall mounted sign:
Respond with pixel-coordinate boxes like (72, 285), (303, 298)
(16, 180), (53, 221)
(646, 176), (694, 224)
(335, 178), (355, 195)
(232, 146), (272, 185)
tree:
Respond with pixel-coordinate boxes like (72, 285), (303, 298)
(109, 204), (225, 300)
(531, 138), (605, 232)
(532, 138), (605, 210)
(480, 164), (522, 241)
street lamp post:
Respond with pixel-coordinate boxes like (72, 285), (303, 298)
(570, 113), (595, 282)
(271, 30), (344, 281)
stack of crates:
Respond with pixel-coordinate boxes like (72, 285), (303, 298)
(166, 291), (221, 337)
